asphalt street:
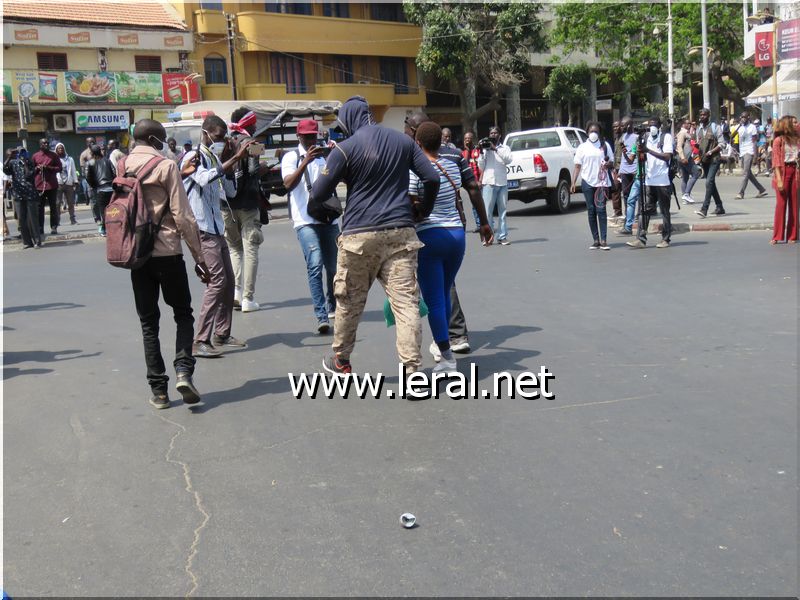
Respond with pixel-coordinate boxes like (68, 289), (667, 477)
(2, 196), (797, 596)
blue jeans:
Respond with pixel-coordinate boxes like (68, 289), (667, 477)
(625, 177), (642, 231)
(296, 223), (339, 322)
(482, 184), (508, 241)
(581, 180), (608, 242)
(680, 161), (700, 196)
(417, 227), (466, 344)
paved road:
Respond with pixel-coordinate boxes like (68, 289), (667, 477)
(2, 203), (797, 596)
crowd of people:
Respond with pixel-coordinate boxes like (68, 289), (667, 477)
(3, 97), (798, 406)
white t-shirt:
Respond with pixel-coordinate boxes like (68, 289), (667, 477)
(281, 144), (327, 229)
(645, 132), (673, 187)
(618, 132), (639, 175)
(574, 139), (614, 187)
(737, 123), (758, 155)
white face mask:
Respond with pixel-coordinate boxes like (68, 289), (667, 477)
(588, 132), (599, 143)
(650, 126), (659, 137)
(209, 141), (225, 156)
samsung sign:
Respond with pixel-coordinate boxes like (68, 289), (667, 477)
(75, 111), (130, 132)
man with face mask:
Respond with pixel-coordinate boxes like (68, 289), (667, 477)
(734, 112), (768, 199)
(181, 115), (253, 358)
(477, 126), (513, 245)
(627, 116), (673, 249)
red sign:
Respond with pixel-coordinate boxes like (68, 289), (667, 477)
(68, 32), (91, 44)
(755, 31), (774, 67)
(778, 18), (800, 61)
(161, 73), (201, 104)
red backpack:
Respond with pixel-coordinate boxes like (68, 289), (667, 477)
(105, 155), (167, 270)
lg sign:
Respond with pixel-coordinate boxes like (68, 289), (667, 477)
(755, 32), (773, 67)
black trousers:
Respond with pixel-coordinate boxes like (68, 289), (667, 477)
(637, 185), (672, 243)
(448, 284), (468, 341)
(16, 198), (41, 247)
(130, 255), (196, 395)
(37, 188), (59, 232)
(97, 190), (113, 226)
(619, 173), (635, 204)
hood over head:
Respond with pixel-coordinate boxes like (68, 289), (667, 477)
(333, 95), (372, 137)
(55, 142), (66, 153)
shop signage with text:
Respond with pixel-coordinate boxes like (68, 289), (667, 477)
(75, 111), (130, 132)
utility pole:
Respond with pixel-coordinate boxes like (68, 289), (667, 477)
(701, 0), (710, 110)
(226, 12), (238, 101)
(667, 0), (674, 133)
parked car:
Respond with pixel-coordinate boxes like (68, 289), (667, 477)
(504, 126), (588, 213)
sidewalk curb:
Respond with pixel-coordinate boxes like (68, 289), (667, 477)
(629, 221), (772, 234)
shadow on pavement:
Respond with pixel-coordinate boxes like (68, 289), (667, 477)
(508, 202), (584, 218)
(3, 302), (85, 314)
(2, 348), (101, 365)
(188, 376), (293, 413)
(506, 237), (549, 245)
(258, 297), (312, 310)
(245, 330), (329, 352)
(3, 366), (53, 380)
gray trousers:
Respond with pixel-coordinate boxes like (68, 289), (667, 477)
(195, 232), (235, 343)
(738, 153), (766, 196)
(448, 284), (468, 342)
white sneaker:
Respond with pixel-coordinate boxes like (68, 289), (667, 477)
(429, 341), (442, 363)
(683, 194), (696, 204)
(234, 287), (242, 307)
(450, 339), (471, 353)
(241, 299), (260, 313)
(432, 357), (457, 373)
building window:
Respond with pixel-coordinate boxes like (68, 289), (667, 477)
(135, 55), (163, 72)
(265, 2), (312, 14)
(379, 57), (408, 93)
(37, 53), (68, 70)
(371, 3), (406, 22)
(199, 0), (223, 9)
(270, 54), (307, 93)
(331, 56), (353, 84)
(323, 3), (349, 18)
(204, 55), (228, 84)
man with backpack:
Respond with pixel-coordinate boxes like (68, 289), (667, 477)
(182, 115), (253, 358)
(122, 119), (210, 409)
(222, 107), (268, 313)
(627, 116), (674, 249)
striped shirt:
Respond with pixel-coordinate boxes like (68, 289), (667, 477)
(409, 158), (462, 232)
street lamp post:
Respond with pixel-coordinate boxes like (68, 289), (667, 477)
(667, 0), (674, 130)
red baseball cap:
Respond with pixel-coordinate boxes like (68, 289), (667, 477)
(297, 119), (319, 135)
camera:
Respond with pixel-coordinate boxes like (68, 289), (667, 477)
(247, 142), (265, 156)
(479, 137), (493, 150)
(633, 123), (650, 136)
(314, 144), (332, 158)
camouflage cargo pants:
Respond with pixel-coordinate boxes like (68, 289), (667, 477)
(332, 227), (424, 371)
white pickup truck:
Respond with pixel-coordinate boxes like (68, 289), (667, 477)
(503, 126), (588, 213)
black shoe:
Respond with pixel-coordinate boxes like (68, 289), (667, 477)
(322, 354), (352, 375)
(22, 244), (34, 249)
(694, 210), (707, 218)
(211, 334), (247, 348)
(192, 342), (223, 358)
(149, 394), (170, 410)
(317, 321), (331, 334)
(617, 229), (633, 236)
(714, 209), (726, 216)
(176, 372), (201, 405)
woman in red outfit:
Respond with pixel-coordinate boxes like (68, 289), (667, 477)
(770, 116), (799, 244)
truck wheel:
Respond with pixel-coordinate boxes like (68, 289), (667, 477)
(548, 178), (571, 214)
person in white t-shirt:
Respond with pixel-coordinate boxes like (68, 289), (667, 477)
(627, 116), (674, 249)
(282, 119), (339, 334)
(734, 112), (768, 199)
(572, 122), (614, 250)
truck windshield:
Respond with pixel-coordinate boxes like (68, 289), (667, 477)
(507, 132), (562, 151)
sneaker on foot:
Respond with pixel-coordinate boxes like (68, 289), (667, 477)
(50, 228), (58, 235)
(756, 191), (768, 198)
(617, 229), (633, 236)
(734, 193), (744, 199)
(429, 341), (442, 363)
(211, 334), (247, 348)
(626, 239), (646, 249)
(433, 356), (458, 374)
(685, 195), (696, 204)
(149, 394), (170, 409)
(234, 287), (242, 308)
(322, 354), (352, 376)
(317, 321), (331, 334)
(241, 299), (260, 313)
(714, 209), (726, 216)
(656, 240), (670, 248)
(499, 238), (510, 246)
(599, 240), (611, 250)
(589, 241), (600, 250)
(694, 210), (707, 218)
(192, 342), (223, 358)
(327, 311), (336, 320)
(70, 218), (78, 225)
(176, 372), (201, 405)
(450, 338), (471, 353)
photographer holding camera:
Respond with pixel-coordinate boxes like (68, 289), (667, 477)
(477, 126), (513, 245)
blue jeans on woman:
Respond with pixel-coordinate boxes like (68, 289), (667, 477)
(625, 177), (642, 231)
(482, 184), (508, 241)
(417, 227), (466, 344)
(296, 223), (339, 323)
(581, 180), (608, 242)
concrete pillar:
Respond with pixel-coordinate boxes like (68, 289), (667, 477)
(506, 83), (521, 133)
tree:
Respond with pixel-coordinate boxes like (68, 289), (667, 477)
(550, 2), (758, 118)
(404, 1), (547, 132)
(542, 63), (590, 126)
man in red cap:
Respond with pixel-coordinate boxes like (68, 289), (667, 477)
(282, 118), (339, 333)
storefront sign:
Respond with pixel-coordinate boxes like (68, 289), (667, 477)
(14, 28), (38, 41)
(778, 18), (800, 61)
(164, 35), (184, 47)
(65, 71), (116, 103)
(161, 73), (200, 104)
(755, 31), (774, 67)
(68, 31), (91, 44)
(117, 33), (139, 45)
(595, 99), (613, 111)
(75, 110), (130, 132)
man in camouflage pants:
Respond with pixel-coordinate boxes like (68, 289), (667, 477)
(309, 96), (440, 375)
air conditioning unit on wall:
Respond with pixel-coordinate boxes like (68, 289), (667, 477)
(53, 114), (74, 132)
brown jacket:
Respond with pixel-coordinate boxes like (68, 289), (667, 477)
(124, 145), (203, 263)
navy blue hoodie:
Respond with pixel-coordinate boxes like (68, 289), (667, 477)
(309, 96), (440, 234)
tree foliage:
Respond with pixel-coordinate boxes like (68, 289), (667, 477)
(550, 2), (758, 103)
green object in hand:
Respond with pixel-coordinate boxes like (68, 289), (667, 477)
(384, 296), (428, 327)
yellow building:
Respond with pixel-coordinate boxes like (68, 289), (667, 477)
(170, 2), (426, 129)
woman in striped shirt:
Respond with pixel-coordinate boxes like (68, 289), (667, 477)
(409, 121), (466, 373)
